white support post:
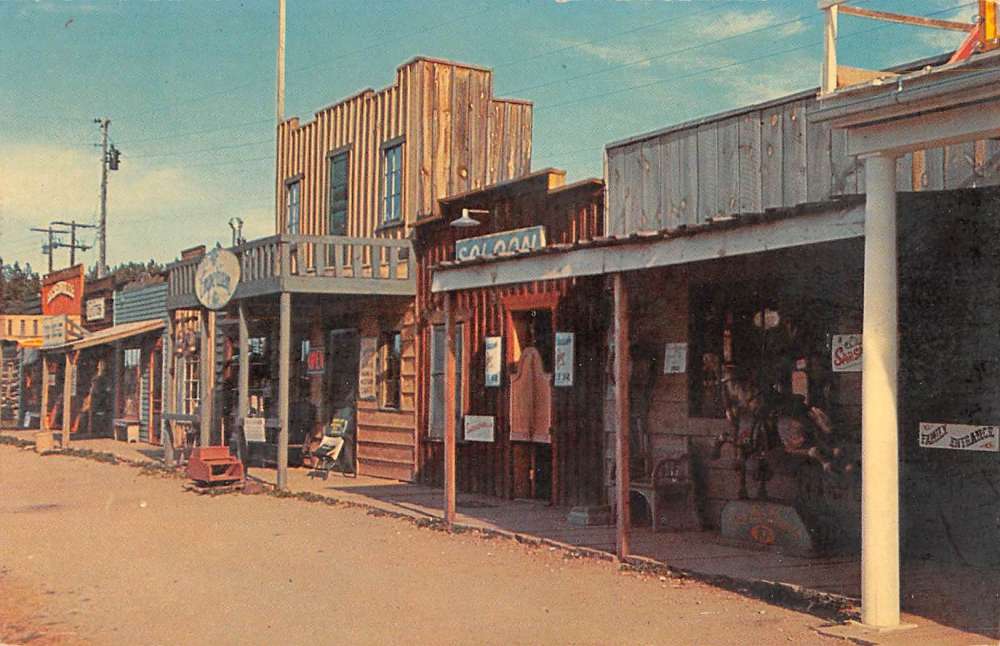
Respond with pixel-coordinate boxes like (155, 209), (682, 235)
(277, 292), (291, 491)
(614, 273), (631, 561)
(861, 153), (901, 628)
(62, 352), (74, 448)
(199, 310), (216, 447)
(238, 302), (250, 445)
(443, 291), (457, 528)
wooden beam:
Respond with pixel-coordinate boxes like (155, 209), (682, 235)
(277, 292), (291, 490)
(443, 291), (457, 528)
(822, 5), (840, 96)
(848, 100), (1000, 157)
(199, 310), (215, 447)
(238, 301), (250, 468)
(613, 273), (630, 561)
(163, 316), (175, 467)
(839, 5), (972, 32)
(837, 65), (898, 89)
(40, 356), (49, 431)
(62, 352), (74, 448)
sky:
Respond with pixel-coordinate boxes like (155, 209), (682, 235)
(0, 0), (971, 275)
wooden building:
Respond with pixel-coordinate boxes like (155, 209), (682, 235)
(414, 169), (605, 507)
(165, 57), (533, 485)
(431, 55), (1000, 567)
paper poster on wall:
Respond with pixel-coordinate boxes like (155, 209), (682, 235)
(306, 346), (326, 376)
(485, 336), (502, 387)
(243, 417), (267, 443)
(663, 342), (688, 374)
(464, 415), (495, 442)
(358, 337), (378, 400)
(554, 332), (574, 387)
(86, 297), (105, 322)
(919, 422), (999, 452)
(832, 334), (862, 372)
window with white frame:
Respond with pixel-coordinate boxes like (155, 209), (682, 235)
(381, 142), (403, 225)
(286, 179), (301, 234)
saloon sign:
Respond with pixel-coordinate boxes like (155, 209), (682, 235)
(455, 226), (546, 261)
(194, 248), (241, 310)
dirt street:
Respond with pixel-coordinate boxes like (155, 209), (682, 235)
(0, 446), (928, 645)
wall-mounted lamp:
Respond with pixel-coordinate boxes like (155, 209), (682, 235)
(450, 208), (488, 228)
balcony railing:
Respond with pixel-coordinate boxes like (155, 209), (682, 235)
(168, 234), (415, 309)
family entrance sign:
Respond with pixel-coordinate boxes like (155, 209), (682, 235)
(195, 248), (241, 310)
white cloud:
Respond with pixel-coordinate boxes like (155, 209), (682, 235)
(704, 10), (806, 40)
(550, 36), (654, 68)
(0, 143), (271, 270)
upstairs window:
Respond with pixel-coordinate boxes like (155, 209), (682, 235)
(381, 142), (403, 225)
(286, 179), (301, 235)
(328, 151), (349, 236)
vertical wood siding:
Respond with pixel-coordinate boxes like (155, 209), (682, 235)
(606, 93), (1000, 236)
(414, 173), (605, 506)
(275, 58), (533, 239)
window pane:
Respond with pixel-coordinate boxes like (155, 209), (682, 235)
(381, 143), (403, 224)
(287, 181), (300, 234)
(329, 153), (348, 236)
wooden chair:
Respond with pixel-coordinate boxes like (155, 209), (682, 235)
(628, 439), (702, 532)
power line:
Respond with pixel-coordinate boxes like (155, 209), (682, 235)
(534, 2), (975, 113)
(126, 138), (273, 160)
(117, 118), (273, 145)
(126, 1), (509, 121)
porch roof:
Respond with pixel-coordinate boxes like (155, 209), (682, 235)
(431, 197), (865, 293)
(44, 318), (165, 353)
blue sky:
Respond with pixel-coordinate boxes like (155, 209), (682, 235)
(0, 0), (969, 273)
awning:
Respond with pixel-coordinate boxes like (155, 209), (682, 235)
(431, 199), (865, 293)
(43, 319), (165, 352)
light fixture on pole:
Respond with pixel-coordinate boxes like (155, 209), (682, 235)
(450, 208), (488, 228)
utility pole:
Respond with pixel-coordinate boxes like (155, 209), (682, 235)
(94, 118), (120, 279)
(30, 225), (69, 273)
(276, 0), (286, 124)
(52, 221), (96, 267)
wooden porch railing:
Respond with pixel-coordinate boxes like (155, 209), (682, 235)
(167, 234), (415, 308)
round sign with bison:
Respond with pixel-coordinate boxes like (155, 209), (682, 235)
(194, 247), (241, 310)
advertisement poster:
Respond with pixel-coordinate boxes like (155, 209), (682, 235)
(306, 346), (326, 376)
(554, 332), (574, 387)
(358, 337), (378, 400)
(464, 415), (495, 442)
(832, 334), (862, 372)
(484, 336), (502, 387)
(663, 342), (688, 374)
(243, 417), (267, 443)
(86, 297), (106, 322)
(919, 422), (999, 452)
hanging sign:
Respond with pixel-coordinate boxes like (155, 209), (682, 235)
(484, 336), (502, 387)
(663, 342), (688, 374)
(358, 337), (378, 400)
(832, 334), (862, 372)
(243, 417), (267, 443)
(464, 415), (495, 442)
(86, 297), (106, 322)
(455, 226), (546, 261)
(554, 332), (574, 387)
(919, 422), (999, 452)
(194, 247), (241, 310)
(42, 315), (67, 348)
(306, 346), (326, 376)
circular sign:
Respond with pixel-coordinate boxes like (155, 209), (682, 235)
(194, 247), (241, 310)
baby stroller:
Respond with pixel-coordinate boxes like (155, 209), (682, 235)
(309, 404), (357, 479)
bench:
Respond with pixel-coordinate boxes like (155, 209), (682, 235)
(113, 418), (140, 443)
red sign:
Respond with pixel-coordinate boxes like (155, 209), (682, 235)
(306, 347), (325, 376)
(41, 265), (85, 317)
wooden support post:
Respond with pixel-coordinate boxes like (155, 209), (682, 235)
(163, 316), (175, 467)
(613, 273), (631, 561)
(238, 301), (250, 442)
(443, 291), (457, 528)
(199, 310), (216, 447)
(62, 352), (74, 449)
(277, 292), (291, 491)
(111, 341), (122, 434)
(40, 355), (49, 431)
